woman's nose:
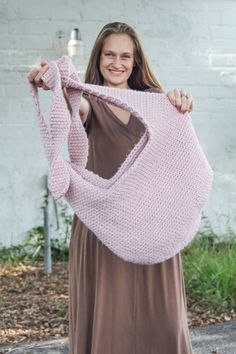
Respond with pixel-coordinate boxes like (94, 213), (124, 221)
(112, 56), (122, 65)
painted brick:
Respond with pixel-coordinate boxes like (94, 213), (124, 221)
(11, 0), (54, 20)
(6, 0), (19, 19)
(19, 35), (54, 51)
(0, 86), (5, 98)
(210, 39), (236, 53)
(0, 51), (9, 65)
(186, 10), (221, 25)
(195, 70), (223, 85)
(190, 25), (210, 39)
(161, 68), (197, 86)
(5, 84), (34, 98)
(48, 2), (81, 21)
(218, 70), (236, 87)
(181, 85), (210, 98)
(3, 110), (35, 126)
(220, 9), (236, 25)
(209, 25), (236, 39)
(208, 85), (236, 98)
(79, 2), (111, 22)
(209, 54), (236, 67)
(8, 51), (48, 66)
(0, 67), (27, 85)
(9, 19), (70, 35)
(0, 19), (8, 35)
(0, 1), (7, 19)
(206, 0), (236, 12)
(196, 98), (236, 113)
(0, 35), (21, 50)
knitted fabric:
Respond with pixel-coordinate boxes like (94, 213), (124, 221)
(29, 55), (213, 265)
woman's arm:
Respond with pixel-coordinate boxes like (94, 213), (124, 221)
(62, 88), (90, 124)
(167, 89), (194, 113)
(79, 96), (90, 124)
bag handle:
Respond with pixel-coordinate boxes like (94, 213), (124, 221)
(28, 59), (80, 198)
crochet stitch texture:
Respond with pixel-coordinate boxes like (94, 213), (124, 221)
(29, 55), (213, 265)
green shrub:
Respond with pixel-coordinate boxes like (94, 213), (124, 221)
(182, 233), (236, 311)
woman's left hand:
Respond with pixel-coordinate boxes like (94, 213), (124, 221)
(167, 89), (193, 113)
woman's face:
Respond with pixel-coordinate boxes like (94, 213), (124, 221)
(99, 33), (135, 89)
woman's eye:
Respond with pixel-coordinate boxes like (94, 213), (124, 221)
(122, 55), (131, 59)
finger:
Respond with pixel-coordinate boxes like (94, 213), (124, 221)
(179, 90), (193, 112)
(40, 60), (48, 67)
(39, 64), (49, 76)
(188, 100), (194, 112)
(180, 95), (188, 112)
(186, 93), (193, 111)
(35, 65), (49, 89)
(34, 72), (43, 87)
(173, 88), (182, 108)
(42, 82), (50, 90)
(180, 89), (187, 97)
(166, 90), (176, 106)
(27, 67), (40, 82)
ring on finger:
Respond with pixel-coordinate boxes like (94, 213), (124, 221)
(181, 91), (188, 99)
(185, 92), (189, 99)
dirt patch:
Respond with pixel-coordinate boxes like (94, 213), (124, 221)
(0, 263), (235, 344)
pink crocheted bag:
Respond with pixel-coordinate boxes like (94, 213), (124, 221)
(29, 55), (213, 265)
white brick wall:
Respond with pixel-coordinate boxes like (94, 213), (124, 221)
(1, 0), (236, 246)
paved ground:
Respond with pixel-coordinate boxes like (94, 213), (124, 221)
(191, 320), (236, 354)
(0, 320), (235, 354)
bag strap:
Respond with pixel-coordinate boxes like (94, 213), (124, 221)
(28, 58), (86, 198)
(28, 55), (149, 197)
(28, 80), (54, 163)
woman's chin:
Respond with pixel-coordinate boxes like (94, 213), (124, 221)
(104, 78), (128, 88)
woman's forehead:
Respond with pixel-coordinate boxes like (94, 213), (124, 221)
(102, 33), (134, 53)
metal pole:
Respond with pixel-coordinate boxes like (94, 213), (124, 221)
(43, 178), (52, 274)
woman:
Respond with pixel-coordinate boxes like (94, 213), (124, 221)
(28, 22), (193, 354)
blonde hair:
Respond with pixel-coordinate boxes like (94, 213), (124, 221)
(85, 22), (164, 92)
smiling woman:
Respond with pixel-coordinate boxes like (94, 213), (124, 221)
(27, 21), (195, 354)
(69, 22), (194, 354)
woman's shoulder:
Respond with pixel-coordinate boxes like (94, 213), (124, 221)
(83, 92), (99, 105)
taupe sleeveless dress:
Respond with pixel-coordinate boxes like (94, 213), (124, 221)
(68, 95), (193, 354)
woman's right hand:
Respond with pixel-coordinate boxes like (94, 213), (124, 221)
(27, 59), (90, 124)
(27, 61), (49, 90)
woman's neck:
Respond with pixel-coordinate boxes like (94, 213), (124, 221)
(103, 81), (130, 90)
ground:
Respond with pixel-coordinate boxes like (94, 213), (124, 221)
(0, 262), (235, 345)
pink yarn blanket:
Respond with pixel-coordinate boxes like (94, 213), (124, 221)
(29, 55), (213, 265)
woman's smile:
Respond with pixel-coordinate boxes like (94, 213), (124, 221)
(109, 69), (125, 75)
